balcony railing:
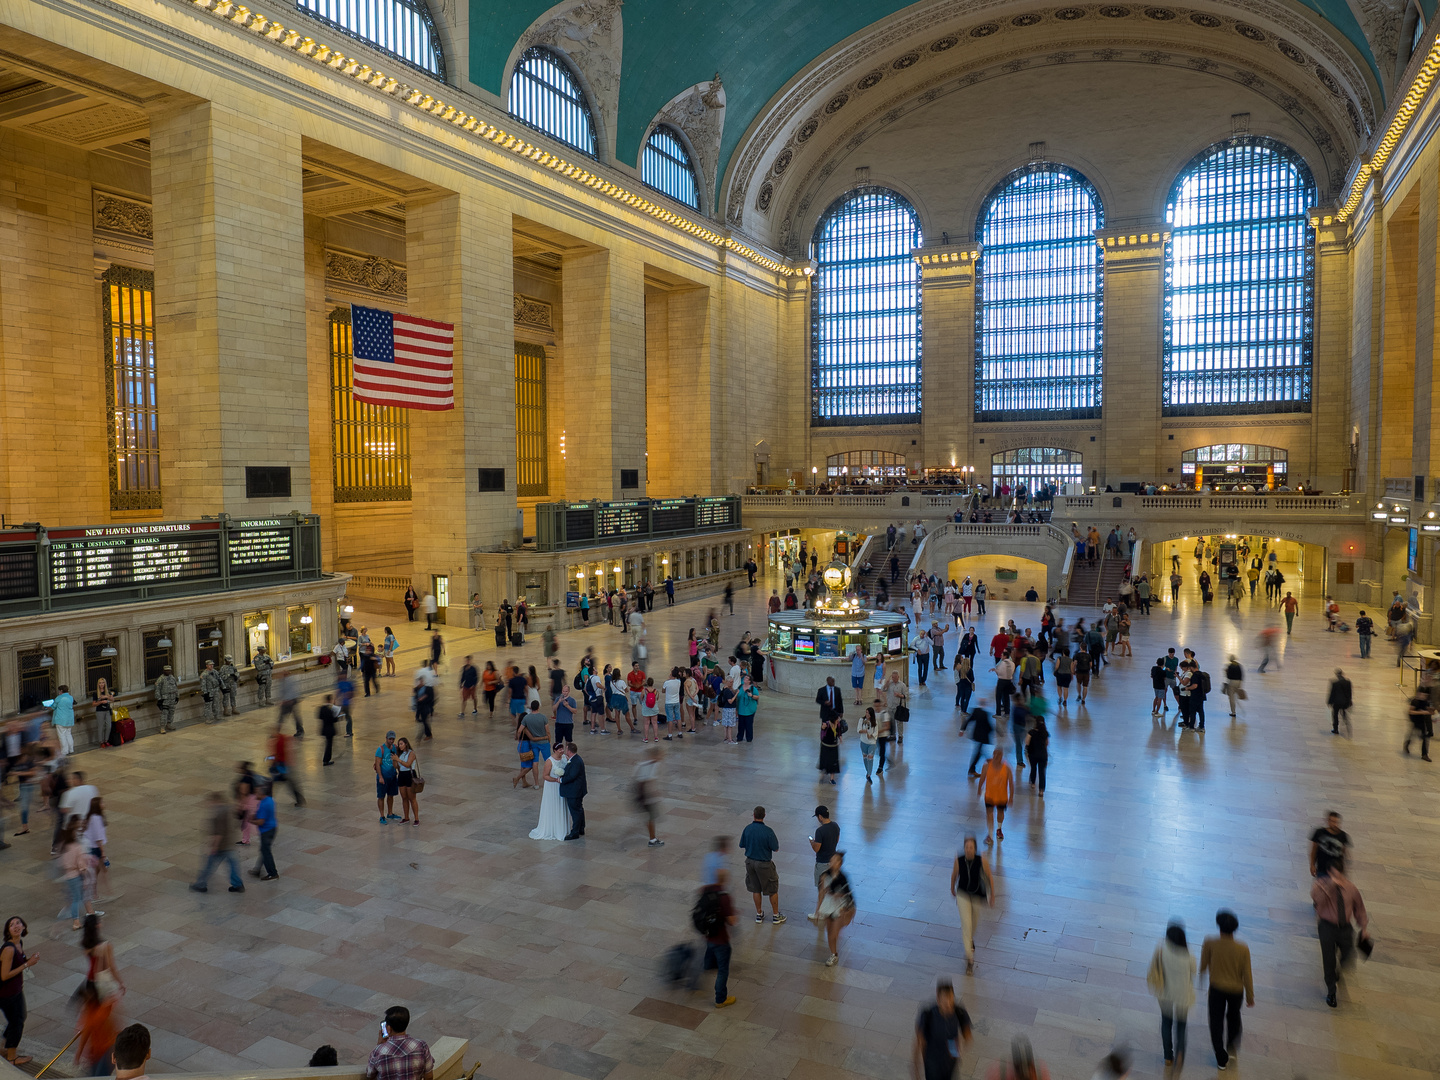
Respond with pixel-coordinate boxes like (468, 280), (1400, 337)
(740, 491), (1361, 521)
(1385, 477), (1416, 501)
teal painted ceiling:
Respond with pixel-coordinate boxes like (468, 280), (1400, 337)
(469, 1), (1386, 197)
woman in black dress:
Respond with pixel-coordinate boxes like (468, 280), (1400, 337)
(818, 718), (841, 785)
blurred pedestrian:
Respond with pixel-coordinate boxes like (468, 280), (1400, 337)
(1199, 909), (1253, 1070)
(950, 836), (994, 975)
(1327, 670), (1352, 736)
(1147, 922), (1195, 1069)
(913, 978), (971, 1080)
(190, 791), (244, 893)
(1311, 868), (1368, 1008)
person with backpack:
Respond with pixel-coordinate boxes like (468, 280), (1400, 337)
(694, 869), (737, 1008)
(1191, 662), (1212, 732)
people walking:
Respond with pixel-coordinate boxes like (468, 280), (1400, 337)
(1199, 909), (1254, 1070)
(913, 979), (972, 1080)
(978, 747), (1013, 844)
(249, 781), (279, 881)
(1355, 610), (1374, 657)
(696, 869), (737, 1008)
(815, 852), (854, 967)
(739, 806), (784, 923)
(50, 685), (76, 755)
(318, 693), (340, 766)
(1310, 868), (1369, 1008)
(806, 806), (840, 922)
(633, 744), (663, 847)
(960, 707), (992, 776)
(1222, 655), (1244, 718)
(1310, 811), (1351, 877)
(458, 656), (479, 717)
(1327, 670), (1353, 736)
(857, 707), (878, 781)
(1404, 692), (1434, 760)
(950, 835), (994, 974)
(190, 790), (244, 893)
(1025, 714), (1049, 795)
(1147, 922), (1195, 1069)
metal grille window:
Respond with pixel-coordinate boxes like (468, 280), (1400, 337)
(515, 342), (549, 497)
(509, 47), (596, 155)
(84, 639), (118, 697)
(1163, 137), (1315, 415)
(143, 629), (174, 685)
(330, 307), (412, 502)
(811, 187), (923, 425)
(975, 165), (1103, 422)
(103, 265), (160, 511)
(990, 447), (1084, 492)
(295, 0), (443, 78)
(18, 647), (57, 711)
(642, 126), (700, 210)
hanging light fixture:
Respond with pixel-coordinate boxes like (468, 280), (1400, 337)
(100, 644), (118, 658)
(208, 628), (223, 640)
(300, 615), (313, 625)
(343, 605), (355, 614)
(38, 653), (55, 668)
(157, 635), (172, 649)
(256, 622), (269, 631)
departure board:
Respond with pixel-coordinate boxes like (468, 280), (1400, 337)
(696, 498), (737, 528)
(0, 547), (39, 601)
(228, 526), (294, 573)
(49, 535), (221, 593)
(596, 501), (647, 539)
(650, 499), (695, 534)
(565, 505), (596, 544)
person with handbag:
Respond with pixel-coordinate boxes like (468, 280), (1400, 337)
(1222, 655), (1245, 717)
(80, 914), (125, 1002)
(815, 852), (855, 968)
(395, 737), (421, 826)
(883, 670), (909, 745)
(0, 916), (37, 1066)
(1310, 868), (1369, 1008)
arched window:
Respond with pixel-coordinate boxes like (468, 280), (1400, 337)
(990, 447), (1083, 492)
(642, 126), (700, 210)
(975, 164), (1103, 422)
(826, 451), (906, 477)
(811, 187), (923, 425)
(1164, 137), (1315, 415)
(1181, 443), (1288, 489)
(296, 0), (443, 78)
(509, 46), (596, 156)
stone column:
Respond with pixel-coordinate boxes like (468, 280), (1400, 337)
(561, 246), (646, 500)
(1096, 227), (1166, 486)
(150, 102), (310, 518)
(915, 246), (978, 475)
(1312, 212), (1353, 490)
(406, 193), (516, 609)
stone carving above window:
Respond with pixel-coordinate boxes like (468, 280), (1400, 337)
(514, 294), (554, 331)
(93, 191), (152, 243)
(325, 250), (408, 301)
(517, 0), (624, 156)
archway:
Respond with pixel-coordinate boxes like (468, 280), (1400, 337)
(947, 555), (1048, 603)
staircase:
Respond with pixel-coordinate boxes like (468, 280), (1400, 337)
(855, 536), (918, 597)
(1067, 549), (1129, 608)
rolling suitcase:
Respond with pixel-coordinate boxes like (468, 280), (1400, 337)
(510, 631), (524, 646)
(114, 705), (136, 744)
(662, 941), (695, 984)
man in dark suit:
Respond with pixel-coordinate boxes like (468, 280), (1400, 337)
(559, 742), (587, 840)
(815, 677), (843, 723)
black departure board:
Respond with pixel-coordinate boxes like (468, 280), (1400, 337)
(650, 499), (695, 534)
(228, 526), (294, 573)
(0, 547), (38, 601)
(565, 505), (596, 544)
(50, 535), (221, 593)
(596, 501), (647, 539)
(696, 498), (736, 528)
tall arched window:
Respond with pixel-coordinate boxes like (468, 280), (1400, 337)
(296, 0), (443, 78)
(811, 187), (923, 425)
(990, 447), (1084, 493)
(975, 164), (1103, 422)
(1164, 137), (1315, 415)
(642, 126), (700, 210)
(509, 46), (596, 156)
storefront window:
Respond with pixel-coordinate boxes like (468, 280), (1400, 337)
(243, 612), (271, 668)
(287, 606), (315, 658)
(520, 570), (549, 607)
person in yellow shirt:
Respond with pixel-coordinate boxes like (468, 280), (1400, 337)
(977, 747), (1013, 844)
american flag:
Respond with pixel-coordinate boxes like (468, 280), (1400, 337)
(350, 304), (455, 411)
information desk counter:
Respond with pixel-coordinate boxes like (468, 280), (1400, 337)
(765, 610), (911, 696)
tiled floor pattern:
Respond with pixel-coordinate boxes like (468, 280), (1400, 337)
(4, 565), (1437, 1080)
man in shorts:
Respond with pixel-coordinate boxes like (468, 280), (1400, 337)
(978, 747), (1013, 844)
(738, 806), (785, 924)
(374, 731), (400, 823)
(626, 661), (646, 727)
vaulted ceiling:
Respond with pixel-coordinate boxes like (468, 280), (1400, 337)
(470, 0), (1423, 193)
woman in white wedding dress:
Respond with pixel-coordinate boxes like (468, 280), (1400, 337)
(529, 743), (572, 841)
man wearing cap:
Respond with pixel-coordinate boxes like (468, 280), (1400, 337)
(155, 665), (179, 733)
(200, 660), (224, 724)
(374, 731), (401, 823)
(254, 645), (274, 706)
(219, 655), (240, 716)
(807, 806), (840, 923)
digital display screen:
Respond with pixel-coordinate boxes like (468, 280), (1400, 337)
(50, 535), (222, 593)
(228, 528), (294, 574)
(696, 498), (735, 528)
(888, 634), (903, 653)
(794, 636), (815, 655)
(816, 634), (840, 658)
(565, 509), (595, 544)
(1409, 527), (1419, 573)
(596, 502), (647, 538)
(651, 500), (695, 534)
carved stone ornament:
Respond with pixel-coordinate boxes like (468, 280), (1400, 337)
(93, 191), (152, 241)
(514, 294), (554, 330)
(1354, 0), (1403, 71)
(655, 74), (726, 213)
(520, 0), (624, 154)
(325, 250), (408, 301)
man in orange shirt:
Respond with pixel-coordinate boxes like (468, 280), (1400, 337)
(978, 747), (1014, 844)
(1282, 591), (1299, 635)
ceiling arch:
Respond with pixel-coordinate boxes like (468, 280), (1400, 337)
(468, 0), (1390, 209)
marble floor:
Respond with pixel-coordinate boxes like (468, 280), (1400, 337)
(4, 566), (1437, 1080)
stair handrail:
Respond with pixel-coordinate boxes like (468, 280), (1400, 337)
(1057, 536), (1075, 603)
(1094, 542), (1107, 607)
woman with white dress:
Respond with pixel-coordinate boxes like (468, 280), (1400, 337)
(529, 745), (572, 841)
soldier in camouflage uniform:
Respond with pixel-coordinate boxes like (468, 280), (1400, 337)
(219, 654), (239, 716)
(200, 660), (224, 724)
(254, 645), (274, 706)
(155, 664), (180, 733)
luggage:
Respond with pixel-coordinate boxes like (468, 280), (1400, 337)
(663, 941), (695, 984)
(115, 707), (136, 744)
(510, 631), (524, 646)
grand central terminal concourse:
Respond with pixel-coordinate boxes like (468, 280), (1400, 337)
(3, 1), (1440, 1079)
